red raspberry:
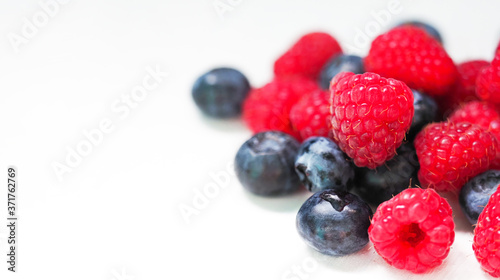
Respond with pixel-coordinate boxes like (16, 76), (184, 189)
(476, 53), (500, 104)
(330, 72), (414, 169)
(496, 40), (500, 54)
(364, 26), (457, 96)
(274, 32), (342, 79)
(437, 60), (489, 116)
(242, 77), (319, 138)
(448, 101), (500, 168)
(369, 188), (455, 274)
(290, 90), (332, 141)
(449, 101), (500, 141)
(414, 122), (497, 192)
(473, 186), (500, 277)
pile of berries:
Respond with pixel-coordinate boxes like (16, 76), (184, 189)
(192, 21), (500, 277)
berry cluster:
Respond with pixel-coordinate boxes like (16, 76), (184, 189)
(192, 21), (500, 277)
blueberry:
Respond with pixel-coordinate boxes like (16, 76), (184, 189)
(295, 137), (354, 193)
(296, 190), (372, 256)
(192, 67), (250, 118)
(318, 55), (364, 90)
(235, 131), (301, 196)
(408, 89), (438, 141)
(459, 170), (500, 225)
(353, 143), (420, 205)
(397, 20), (443, 44)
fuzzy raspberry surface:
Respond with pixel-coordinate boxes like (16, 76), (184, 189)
(476, 53), (500, 104)
(274, 32), (342, 79)
(290, 90), (332, 141)
(369, 188), (455, 274)
(364, 26), (457, 96)
(330, 72), (414, 169)
(473, 186), (500, 277)
(437, 60), (489, 116)
(242, 77), (319, 138)
(448, 101), (500, 168)
(414, 122), (497, 192)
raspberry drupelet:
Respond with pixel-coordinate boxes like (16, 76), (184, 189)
(330, 72), (414, 169)
(242, 77), (319, 139)
(369, 188), (455, 273)
(365, 26), (457, 96)
(414, 121), (497, 192)
(476, 52), (500, 104)
(290, 90), (332, 141)
(473, 186), (500, 277)
(274, 32), (342, 80)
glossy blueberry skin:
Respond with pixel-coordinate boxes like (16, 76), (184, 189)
(397, 20), (443, 43)
(235, 131), (301, 196)
(408, 89), (438, 141)
(192, 67), (250, 118)
(459, 170), (500, 225)
(296, 190), (372, 256)
(295, 137), (354, 193)
(354, 143), (420, 205)
(318, 55), (364, 90)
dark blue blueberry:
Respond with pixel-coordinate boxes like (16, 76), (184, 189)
(192, 67), (250, 118)
(397, 20), (443, 43)
(353, 143), (420, 205)
(296, 190), (372, 256)
(318, 55), (364, 90)
(459, 170), (500, 225)
(295, 137), (354, 193)
(235, 131), (301, 196)
(408, 89), (438, 141)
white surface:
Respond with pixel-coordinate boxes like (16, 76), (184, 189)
(0, 0), (499, 279)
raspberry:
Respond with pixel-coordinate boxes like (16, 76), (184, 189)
(496, 40), (500, 54)
(290, 90), (332, 141)
(457, 60), (490, 91)
(330, 72), (414, 169)
(437, 60), (489, 116)
(396, 20), (443, 44)
(369, 188), (455, 274)
(274, 32), (342, 79)
(364, 26), (457, 96)
(414, 122), (497, 192)
(476, 53), (500, 104)
(448, 102), (500, 169)
(473, 186), (500, 277)
(449, 101), (500, 140)
(242, 77), (319, 138)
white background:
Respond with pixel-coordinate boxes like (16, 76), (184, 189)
(0, 0), (499, 279)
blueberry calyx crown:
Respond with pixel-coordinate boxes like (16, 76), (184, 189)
(320, 191), (352, 212)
